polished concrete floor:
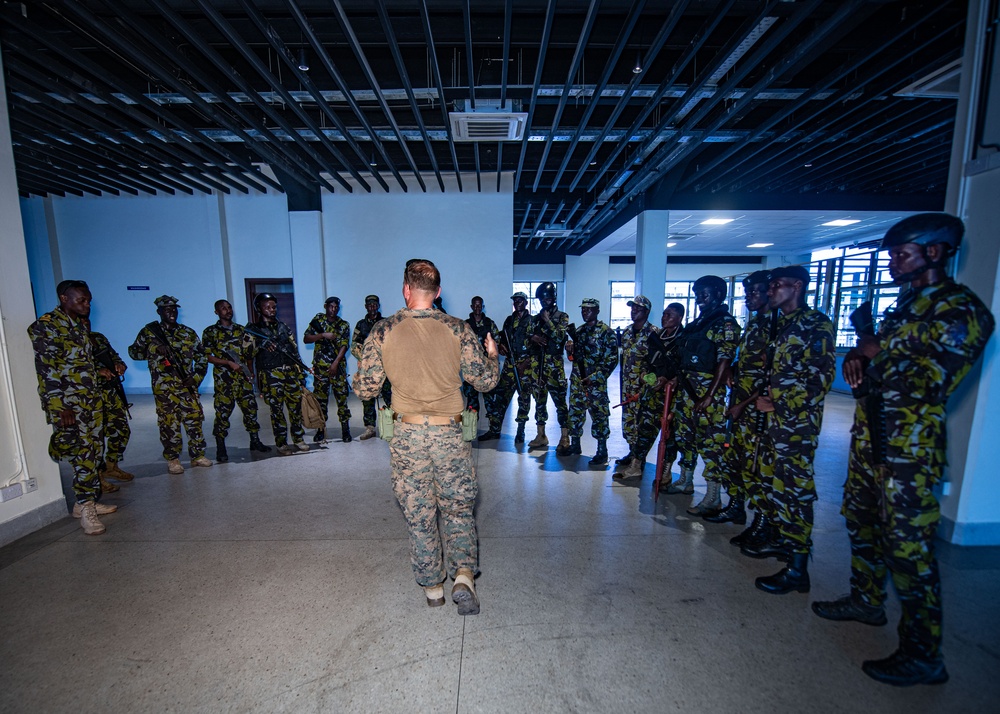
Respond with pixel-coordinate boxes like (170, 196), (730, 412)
(1, 386), (998, 713)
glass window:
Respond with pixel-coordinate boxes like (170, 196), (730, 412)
(511, 281), (563, 316)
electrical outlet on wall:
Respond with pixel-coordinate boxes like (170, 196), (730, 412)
(0, 483), (24, 502)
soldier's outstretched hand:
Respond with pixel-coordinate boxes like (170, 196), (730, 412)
(483, 332), (499, 359)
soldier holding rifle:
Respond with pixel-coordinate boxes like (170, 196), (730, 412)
(492, 292), (534, 443)
(565, 298), (618, 466)
(86, 319), (133, 491)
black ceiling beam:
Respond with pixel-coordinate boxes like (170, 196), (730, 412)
(496, 143), (503, 193)
(329, 0), (425, 191)
(15, 159), (108, 196)
(473, 143), (482, 192)
(375, 0), (444, 192)
(500, 0), (512, 107)
(418, 0), (462, 189)
(283, 0), (407, 191)
(530, 0), (600, 193)
(16, 177), (65, 198)
(513, 0), (557, 192)
(16, 169), (80, 197)
(15, 140), (150, 196)
(530, 200), (550, 250)
(462, 0), (476, 110)
(851, 143), (953, 193)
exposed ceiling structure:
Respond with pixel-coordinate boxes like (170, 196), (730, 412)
(1, 1), (965, 262)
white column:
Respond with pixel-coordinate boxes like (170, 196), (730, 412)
(288, 210), (326, 388)
(634, 210), (669, 317)
(564, 255), (610, 325)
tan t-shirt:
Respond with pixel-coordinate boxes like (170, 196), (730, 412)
(383, 313), (464, 416)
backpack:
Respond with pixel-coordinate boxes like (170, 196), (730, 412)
(300, 389), (326, 429)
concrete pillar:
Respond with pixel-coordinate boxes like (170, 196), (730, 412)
(288, 210), (326, 388)
(634, 210), (669, 317)
(565, 255), (610, 325)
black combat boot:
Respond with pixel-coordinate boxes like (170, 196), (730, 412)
(313, 429), (326, 442)
(478, 429), (500, 441)
(215, 436), (228, 463)
(705, 495), (747, 524)
(589, 440), (608, 466)
(514, 422), (526, 444)
(566, 436), (582, 455)
(341, 422), (352, 443)
(249, 435), (271, 453)
(730, 510), (763, 547)
(755, 551), (810, 594)
(740, 524), (790, 561)
(861, 649), (949, 686)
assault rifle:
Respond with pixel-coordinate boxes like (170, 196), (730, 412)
(502, 325), (524, 394)
(244, 324), (313, 374)
(223, 348), (255, 384)
(92, 342), (132, 419)
(144, 322), (198, 395)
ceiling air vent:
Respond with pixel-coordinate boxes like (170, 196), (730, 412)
(534, 229), (573, 239)
(449, 99), (527, 141)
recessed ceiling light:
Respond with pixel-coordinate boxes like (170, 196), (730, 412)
(747, 242), (773, 248)
(822, 219), (861, 227)
(666, 242), (677, 248)
(701, 218), (735, 225)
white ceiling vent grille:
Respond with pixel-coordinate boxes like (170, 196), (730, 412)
(449, 112), (528, 141)
(534, 229), (573, 239)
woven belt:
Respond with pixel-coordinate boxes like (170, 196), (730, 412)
(395, 413), (462, 426)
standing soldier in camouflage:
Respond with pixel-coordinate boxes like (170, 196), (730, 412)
(304, 297), (353, 443)
(28, 280), (117, 535)
(565, 298), (618, 466)
(813, 214), (994, 686)
(352, 294), (392, 441)
(354, 259), (499, 615)
(664, 276), (740, 516)
(247, 293), (309, 455)
(649, 302), (686, 489)
(710, 271), (772, 533)
(614, 295), (664, 479)
(202, 299), (270, 462)
(462, 296), (502, 439)
(129, 295), (212, 475)
(747, 266), (835, 596)
(494, 292), (535, 443)
(86, 319), (132, 492)
(528, 282), (571, 453)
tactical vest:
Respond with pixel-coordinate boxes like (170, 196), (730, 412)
(678, 307), (731, 374)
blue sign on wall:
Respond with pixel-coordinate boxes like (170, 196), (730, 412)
(127, 286), (150, 291)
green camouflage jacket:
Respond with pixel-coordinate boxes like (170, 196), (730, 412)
(732, 310), (775, 403)
(571, 321), (618, 384)
(532, 308), (570, 359)
(351, 314), (384, 361)
(500, 311), (534, 361)
(27, 307), (100, 423)
(768, 306), (835, 425)
(622, 321), (660, 394)
(305, 313), (351, 371)
(129, 322), (208, 394)
(202, 322), (255, 381)
(89, 330), (125, 391)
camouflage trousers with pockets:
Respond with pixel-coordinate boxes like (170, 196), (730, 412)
(491, 357), (534, 431)
(313, 367), (351, 425)
(568, 376), (610, 440)
(260, 365), (304, 446)
(212, 373), (260, 439)
(49, 400), (104, 503)
(532, 355), (568, 427)
(100, 387), (131, 464)
(153, 386), (206, 460)
(673, 377), (728, 479)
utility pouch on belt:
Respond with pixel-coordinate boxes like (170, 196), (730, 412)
(377, 406), (395, 442)
(461, 409), (478, 442)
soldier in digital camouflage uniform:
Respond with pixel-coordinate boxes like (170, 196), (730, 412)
(812, 214), (994, 687)
(354, 259), (499, 616)
(305, 296), (353, 443)
(86, 320), (132, 491)
(710, 271), (773, 534)
(565, 298), (618, 466)
(747, 266), (835, 598)
(28, 280), (116, 535)
(493, 292), (535, 443)
(352, 294), (392, 441)
(649, 303), (685, 489)
(665, 277), (740, 517)
(202, 299), (269, 462)
(528, 282), (571, 453)
(615, 295), (664, 480)
(462, 296), (502, 440)
(129, 295), (212, 474)
(247, 293), (308, 455)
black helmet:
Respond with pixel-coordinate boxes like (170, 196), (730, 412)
(535, 281), (557, 300)
(253, 292), (277, 313)
(880, 213), (963, 252)
(742, 270), (771, 290)
(693, 275), (727, 298)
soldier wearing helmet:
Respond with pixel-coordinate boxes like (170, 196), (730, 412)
(525, 282), (572, 453)
(351, 294), (392, 440)
(813, 213), (994, 686)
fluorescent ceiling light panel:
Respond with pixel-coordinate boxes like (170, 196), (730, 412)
(822, 219), (861, 227)
(747, 242), (773, 248)
(701, 218), (735, 225)
(666, 242), (677, 248)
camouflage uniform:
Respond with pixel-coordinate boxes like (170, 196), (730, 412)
(531, 308), (570, 427)
(722, 310), (774, 511)
(462, 312), (501, 421)
(761, 306), (835, 555)
(354, 308), (499, 587)
(129, 320), (208, 460)
(674, 308), (741, 478)
(27, 307), (104, 503)
(305, 313), (352, 424)
(202, 321), (260, 440)
(844, 281), (993, 660)
(352, 314), (392, 426)
(90, 330), (130, 464)
(568, 321), (618, 439)
(492, 311), (535, 432)
(621, 321), (665, 458)
(249, 320), (306, 447)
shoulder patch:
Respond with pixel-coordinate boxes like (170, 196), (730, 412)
(942, 322), (969, 348)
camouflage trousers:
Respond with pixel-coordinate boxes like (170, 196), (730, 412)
(568, 375), (610, 439)
(763, 407), (822, 555)
(260, 365), (304, 446)
(532, 355), (568, 427)
(463, 381), (501, 428)
(843, 416), (943, 660)
(361, 381), (392, 427)
(673, 377), (728, 480)
(388, 421), (478, 587)
(313, 366), (351, 425)
(623, 385), (665, 457)
(720, 409), (772, 509)
(48, 401), (104, 503)
(100, 387), (131, 464)
(153, 387), (207, 460)
(491, 357), (534, 430)
(212, 374), (260, 439)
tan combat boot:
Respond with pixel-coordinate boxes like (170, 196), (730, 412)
(359, 425), (377, 441)
(527, 425), (548, 450)
(78, 501), (106, 536)
(99, 475), (120, 493)
(555, 428), (571, 455)
(424, 583), (446, 607)
(167, 458), (184, 474)
(191, 456), (213, 467)
(620, 457), (644, 480)
(452, 568), (480, 616)
(105, 460), (134, 481)
(73, 501), (118, 517)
